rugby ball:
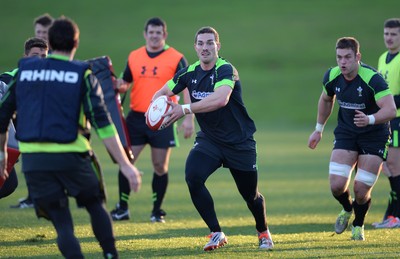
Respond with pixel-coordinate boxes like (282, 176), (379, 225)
(146, 95), (172, 131)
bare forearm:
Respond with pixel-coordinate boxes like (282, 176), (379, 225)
(0, 133), (7, 153)
(189, 86), (231, 113)
(317, 96), (334, 125)
(102, 136), (131, 166)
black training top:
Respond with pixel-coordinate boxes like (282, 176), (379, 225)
(167, 57), (256, 145)
(323, 63), (391, 134)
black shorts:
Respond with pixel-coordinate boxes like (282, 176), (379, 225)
(192, 133), (258, 171)
(333, 128), (390, 160)
(22, 152), (102, 201)
(389, 117), (400, 147)
(126, 110), (178, 148)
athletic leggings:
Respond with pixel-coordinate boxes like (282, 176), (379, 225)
(39, 195), (117, 258)
(185, 150), (268, 233)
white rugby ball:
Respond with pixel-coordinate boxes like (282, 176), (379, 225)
(146, 95), (172, 131)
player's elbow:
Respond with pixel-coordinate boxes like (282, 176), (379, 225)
(389, 106), (397, 121)
(214, 99), (228, 109)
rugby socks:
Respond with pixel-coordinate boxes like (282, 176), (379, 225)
(352, 199), (371, 227)
(118, 170), (130, 209)
(152, 173), (168, 213)
(333, 189), (353, 212)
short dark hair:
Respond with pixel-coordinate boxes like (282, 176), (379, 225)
(336, 37), (360, 55)
(48, 16), (79, 52)
(144, 17), (167, 34)
(194, 26), (220, 43)
(24, 37), (48, 55)
(384, 18), (400, 28)
(33, 13), (54, 27)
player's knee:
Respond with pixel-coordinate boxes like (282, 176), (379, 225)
(35, 193), (69, 220)
(329, 162), (352, 178)
(185, 174), (199, 189)
(185, 170), (205, 192)
(354, 169), (378, 187)
(76, 187), (102, 208)
(152, 159), (168, 173)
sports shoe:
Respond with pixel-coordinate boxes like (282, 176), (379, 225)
(351, 225), (365, 241)
(203, 232), (228, 251)
(110, 203), (130, 221)
(150, 209), (166, 223)
(373, 216), (400, 228)
(335, 209), (352, 234)
(10, 197), (34, 209)
(258, 229), (274, 250)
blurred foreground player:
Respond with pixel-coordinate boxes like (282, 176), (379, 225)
(0, 16), (141, 258)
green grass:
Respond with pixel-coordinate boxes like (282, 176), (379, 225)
(2, 1), (400, 258)
(1, 128), (400, 258)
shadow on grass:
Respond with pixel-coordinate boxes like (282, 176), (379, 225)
(2, 223), (399, 258)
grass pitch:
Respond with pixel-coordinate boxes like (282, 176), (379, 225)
(1, 128), (400, 258)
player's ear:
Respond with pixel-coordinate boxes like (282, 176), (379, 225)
(356, 52), (361, 62)
(74, 39), (79, 49)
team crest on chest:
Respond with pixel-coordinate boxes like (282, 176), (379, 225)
(357, 86), (363, 97)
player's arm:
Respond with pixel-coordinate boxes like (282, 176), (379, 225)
(369, 94), (396, 124)
(316, 91), (335, 128)
(354, 94), (396, 127)
(179, 87), (195, 138)
(116, 63), (133, 93)
(308, 91), (335, 149)
(102, 135), (141, 192)
(190, 85), (232, 113)
(0, 132), (9, 181)
(152, 83), (175, 100)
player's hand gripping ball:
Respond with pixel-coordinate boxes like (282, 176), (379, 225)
(146, 95), (172, 131)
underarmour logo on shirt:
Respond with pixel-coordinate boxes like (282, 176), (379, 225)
(192, 79), (197, 84)
(141, 66), (146, 75)
(153, 66), (158, 75)
(335, 87), (341, 92)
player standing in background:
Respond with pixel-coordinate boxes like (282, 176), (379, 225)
(308, 37), (396, 240)
(0, 37), (48, 200)
(33, 13), (53, 41)
(9, 13), (53, 208)
(151, 26), (274, 251)
(0, 16), (141, 258)
(373, 18), (400, 228)
(110, 17), (194, 223)
(0, 37), (48, 85)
